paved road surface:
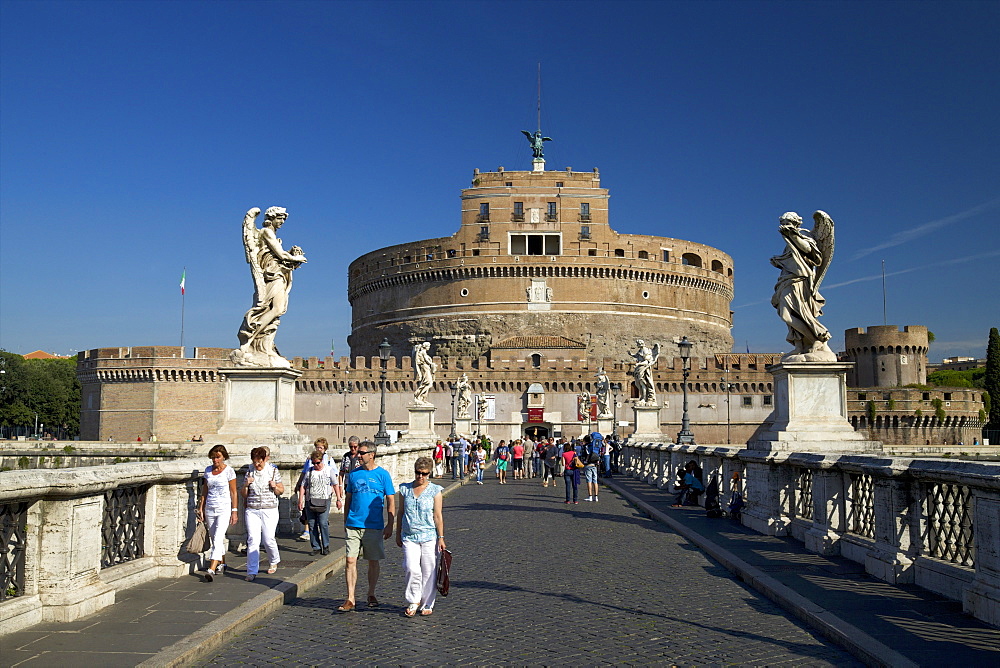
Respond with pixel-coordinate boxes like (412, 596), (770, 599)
(204, 475), (861, 666)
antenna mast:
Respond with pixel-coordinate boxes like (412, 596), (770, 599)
(537, 62), (541, 133)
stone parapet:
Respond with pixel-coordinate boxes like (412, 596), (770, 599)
(618, 441), (1000, 628)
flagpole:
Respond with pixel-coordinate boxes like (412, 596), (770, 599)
(180, 267), (186, 354)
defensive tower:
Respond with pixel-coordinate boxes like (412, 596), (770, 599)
(844, 325), (929, 387)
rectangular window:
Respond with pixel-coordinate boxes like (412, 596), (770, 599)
(763, 395), (773, 406)
(742, 396), (753, 407)
(580, 203), (590, 215)
(509, 234), (561, 256)
(479, 203), (489, 215)
(943, 393), (952, 400)
(505, 181), (512, 187)
(858, 393), (867, 400)
(514, 202), (524, 215)
(555, 181), (563, 188)
(546, 202), (557, 221)
(662, 249), (671, 262)
(580, 225), (591, 238)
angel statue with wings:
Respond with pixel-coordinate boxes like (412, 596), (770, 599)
(770, 211), (837, 362)
(231, 207), (307, 368)
(412, 341), (437, 405)
(455, 373), (472, 418)
(521, 130), (552, 159)
(631, 339), (659, 405)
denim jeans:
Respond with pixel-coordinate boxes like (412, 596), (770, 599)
(564, 472), (579, 502)
(602, 454), (612, 476)
(451, 456), (462, 479)
(476, 466), (484, 482)
(305, 505), (330, 550)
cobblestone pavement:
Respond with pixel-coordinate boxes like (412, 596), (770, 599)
(204, 476), (863, 667)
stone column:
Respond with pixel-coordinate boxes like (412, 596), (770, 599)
(864, 473), (916, 583)
(36, 496), (115, 622)
(963, 490), (1000, 626)
(400, 405), (437, 442)
(805, 467), (845, 556)
(741, 451), (794, 536)
(632, 405), (664, 442)
(655, 446), (671, 489)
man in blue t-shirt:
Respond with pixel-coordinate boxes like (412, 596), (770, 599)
(337, 441), (396, 612)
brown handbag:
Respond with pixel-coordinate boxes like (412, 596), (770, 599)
(436, 548), (453, 597)
(184, 519), (208, 554)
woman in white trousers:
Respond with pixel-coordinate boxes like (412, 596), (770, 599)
(243, 447), (284, 581)
(197, 444), (238, 582)
(395, 456), (446, 617)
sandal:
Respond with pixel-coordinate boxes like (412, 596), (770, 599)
(420, 608), (433, 616)
(404, 604), (418, 618)
(367, 595), (380, 608)
(267, 564), (279, 574)
(337, 600), (355, 612)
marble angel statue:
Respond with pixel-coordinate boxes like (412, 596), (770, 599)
(412, 341), (437, 405)
(770, 211), (837, 362)
(455, 373), (472, 419)
(631, 339), (659, 405)
(595, 367), (611, 418)
(231, 207), (306, 368)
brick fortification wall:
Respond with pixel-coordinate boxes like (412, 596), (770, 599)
(347, 167), (734, 361)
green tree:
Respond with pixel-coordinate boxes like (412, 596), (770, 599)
(866, 400), (877, 424)
(986, 328), (1000, 429)
(0, 351), (80, 438)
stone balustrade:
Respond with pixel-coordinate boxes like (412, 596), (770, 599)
(0, 441), (434, 635)
(620, 440), (1000, 627)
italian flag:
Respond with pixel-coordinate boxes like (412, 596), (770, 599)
(179, 269), (186, 295)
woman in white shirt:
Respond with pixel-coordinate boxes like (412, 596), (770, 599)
(243, 446), (284, 581)
(196, 445), (238, 582)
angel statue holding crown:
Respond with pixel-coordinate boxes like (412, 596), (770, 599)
(631, 339), (659, 405)
(230, 207), (307, 368)
(770, 211), (837, 362)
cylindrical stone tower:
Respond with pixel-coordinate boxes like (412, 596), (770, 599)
(348, 166), (734, 360)
(844, 325), (930, 387)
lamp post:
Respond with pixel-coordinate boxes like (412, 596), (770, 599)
(339, 383), (353, 444)
(721, 370), (734, 445)
(611, 383), (621, 437)
(449, 382), (458, 440)
(676, 336), (696, 445)
(374, 338), (391, 445)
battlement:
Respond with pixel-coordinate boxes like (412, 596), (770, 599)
(845, 325), (929, 351)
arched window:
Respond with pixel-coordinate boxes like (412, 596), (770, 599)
(638, 250), (649, 259)
(711, 259), (724, 273)
(681, 253), (702, 268)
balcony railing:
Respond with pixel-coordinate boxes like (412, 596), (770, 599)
(511, 213), (525, 222)
(544, 213), (558, 222)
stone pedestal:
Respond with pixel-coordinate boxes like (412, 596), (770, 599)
(454, 417), (472, 439)
(532, 158), (545, 172)
(632, 404), (664, 442)
(217, 367), (305, 451)
(400, 404), (437, 442)
(596, 416), (614, 437)
(748, 362), (881, 453)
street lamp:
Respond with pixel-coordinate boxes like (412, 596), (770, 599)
(449, 382), (458, 440)
(339, 384), (354, 444)
(611, 383), (621, 437)
(676, 336), (696, 445)
(374, 338), (391, 445)
(721, 370), (734, 445)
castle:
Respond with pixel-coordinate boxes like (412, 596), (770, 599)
(76, 160), (985, 448)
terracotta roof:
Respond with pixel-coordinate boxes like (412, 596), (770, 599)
(23, 350), (69, 359)
(492, 336), (586, 350)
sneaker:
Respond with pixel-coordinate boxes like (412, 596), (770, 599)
(584, 496), (593, 502)
(205, 568), (215, 582)
(594, 497), (599, 502)
(217, 563), (225, 574)
(297, 532), (309, 541)
(477, 481), (483, 485)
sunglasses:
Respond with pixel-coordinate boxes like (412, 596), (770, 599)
(415, 470), (431, 476)
(358, 450), (373, 456)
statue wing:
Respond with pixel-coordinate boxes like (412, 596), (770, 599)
(542, 136), (552, 142)
(242, 208), (266, 303)
(812, 210), (835, 292)
(521, 130), (533, 141)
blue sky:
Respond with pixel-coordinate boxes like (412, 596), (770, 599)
(1, 0), (997, 362)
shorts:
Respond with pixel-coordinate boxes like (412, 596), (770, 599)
(345, 527), (386, 561)
(497, 460), (508, 471)
(584, 465), (598, 483)
(512, 459), (523, 471)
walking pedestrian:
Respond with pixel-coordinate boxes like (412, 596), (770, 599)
(298, 449), (340, 556)
(583, 436), (601, 502)
(495, 439), (510, 484)
(296, 437), (334, 542)
(197, 444), (238, 582)
(511, 439), (525, 479)
(432, 439), (446, 478)
(562, 443), (581, 504)
(243, 447), (283, 581)
(474, 442), (487, 483)
(338, 441), (395, 612)
(395, 456), (446, 617)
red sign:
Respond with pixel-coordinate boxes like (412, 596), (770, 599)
(528, 408), (545, 423)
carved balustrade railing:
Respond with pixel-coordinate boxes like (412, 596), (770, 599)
(0, 440), (434, 636)
(620, 440), (1000, 627)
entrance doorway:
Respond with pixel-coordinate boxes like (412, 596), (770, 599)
(524, 425), (550, 441)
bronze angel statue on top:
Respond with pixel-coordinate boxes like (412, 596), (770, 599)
(230, 207), (307, 368)
(770, 211), (836, 362)
(522, 130), (552, 159)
